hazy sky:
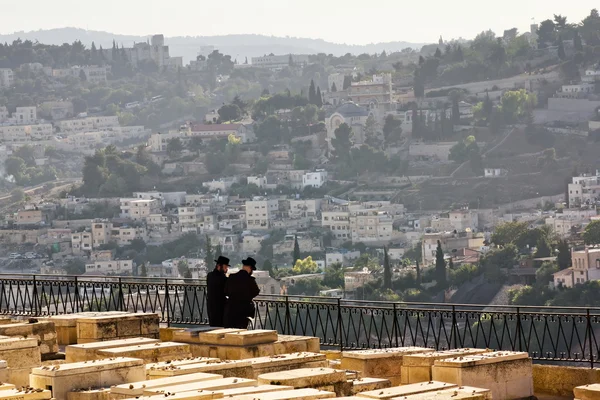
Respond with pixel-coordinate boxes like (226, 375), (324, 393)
(2, 0), (600, 44)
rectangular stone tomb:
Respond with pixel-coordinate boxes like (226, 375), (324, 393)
(195, 329), (246, 345)
(0, 388), (51, 400)
(573, 383), (600, 400)
(431, 351), (533, 400)
(218, 385), (294, 397)
(41, 312), (130, 346)
(274, 335), (320, 354)
(257, 368), (347, 388)
(111, 372), (223, 397)
(121, 392), (223, 400)
(341, 347), (433, 386)
(401, 348), (491, 384)
(66, 388), (110, 400)
(29, 357), (145, 400)
(0, 322), (58, 356)
(231, 388), (336, 400)
(221, 330), (278, 346)
(76, 313), (159, 343)
(397, 386), (492, 400)
(357, 381), (458, 399)
(146, 357), (220, 375)
(0, 384), (15, 392)
(350, 378), (391, 395)
(66, 337), (160, 362)
(96, 341), (191, 363)
(249, 353), (327, 377)
(147, 360), (253, 379)
(0, 338), (42, 387)
(140, 377), (257, 397)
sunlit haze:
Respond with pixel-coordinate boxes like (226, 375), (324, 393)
(2, 0), (600, 44)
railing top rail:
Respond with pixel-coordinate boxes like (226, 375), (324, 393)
(2, 273), (600, 313)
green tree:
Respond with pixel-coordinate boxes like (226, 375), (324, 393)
(491, 221), (529, 246)
(383, 247), (392, 290)
(292, 256), (319, 275)
(218, 104), (242, 122)
(293, 235), (300, 264)
(177, 260), (190, 277)
(557, 40), (566, 60)
(308, 80), (317, 104)
(139, 263), (148, 277)
(263, 260), (274, 276)
(323, 262), (344, 289)
(415, 259), (421, 285)
(64, 259), (86, 275)
(383, 115), (402, 146)
(556, 240), (571, 269)
(584, 220), (600, 245)
(435, 240), (447, 287)
(166, 138), (184, 157)
(364, 115), (381, 149)
(331, 82), (337, 92)
(315, 87), (323, 107)
(535, 236), (552, 258)
(331, 123), (353, 162)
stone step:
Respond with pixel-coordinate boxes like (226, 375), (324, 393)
(66, 337), (160, 362)
(111, 372), (223, 397)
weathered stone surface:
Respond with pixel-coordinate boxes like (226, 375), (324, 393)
(97, 341), (191, 363)
(65, 337), (160, 362)
(401, 349), (490, 384)
(257, 368), (347, 388)
(321, 351), (341, 361)
(431, 351), (533, 400)
(115, 392), (222, 400)
(574, 383), (600, 400)
(141, 377), (257, 396)
(146, 357), (219, 375)
(66, 388), (110, 400)
(358, 381), (457, 399)
(397, 386), (491, 400)
(160, 327), (185, 342)
(197, 329), (245, 345)
(0, 338), (40, 369)
(0, 388), (51, 400)
(147, 360), (253, 379)
(76, 313), (159, 343)
(231, 388), (336, 400)
(111, 372), (222, 397)
(350, 378), (391, 395)
(249, 353), (327, 378)
(533, 364), (600, 398)
(29, 357), (145, 400)
(0, 384), (14, 391)
(218, 385), (294, 397)
(0, 323), (57, 356)
(341, 347), (433, 386)
(222, 330), (278, 346)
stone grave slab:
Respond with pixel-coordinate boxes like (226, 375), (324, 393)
(218, 385), (294, 397)
(196, 329), (246, 345)
(0, 360), (8, 383)
(0, 384), (14, 392)
(395, 386), (492, 400)
(401, 348), (491, 384)
(41, 312), (129, 346)
(257, 368), (347, 388)
(350, 378), (391, 395)
(0, 322), (58, 356)
(111, 372), (222, 398)
(141, 377), (257, 397)
(0, 388), (51, 400)
(231, 388), (336, 400)
(146, 357), (220, 376)
(431, 351), (533, 400)
(96, 341), (191, 363)
(66, 337), (160, 362)
(357, 381), (457, 399)
(275, 336), (320, 354)
(29, 357), (145, 400)
(249, 353), (327, 378)
(573, 383), (600, 400)
(147, 360), (253, 379)
(222, 330), (278, 346)
(121, 392), (223, 400)
(76, 313), (159, 344)
(341, 347), (433, 386)
(66, 388), (110, 400)
(0, 338), (41, 387)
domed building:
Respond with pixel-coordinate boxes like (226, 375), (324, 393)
(325, 102), (373, 150)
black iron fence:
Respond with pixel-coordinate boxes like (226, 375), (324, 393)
(1, 274), (599, 367)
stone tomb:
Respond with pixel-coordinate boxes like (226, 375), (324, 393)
(111, 372), (223, 398)
(29, 357), (145, 400)
(139, 377), (257, 397)
(76, 313), (159, 344)
(66, 388), (110, 400)
(118, 392), (222, 400)
(398, 387), (492, 400)
(0, 338), (41, 387)
(431, 351), (533, 400)
(41, 312), (131, 346)
(147, 360), (253, 379)
(146, 357), (220, 377)
(0, 388), (52, 400)
(257, 368), (350, 396)
(219, 385), (294, 397)
(0, 321), (58, 357)
(400, 348), (491, 384)
(349, 378), (391, 395)
(230, 388), (336, 400)
(358, 381), (458, 399)
(341, 347), (433, 386)
(573, 383), (600, 400)
(66, 337), (160, 362)
(96, 341), (191, 363)
(249, 353), (327, 378)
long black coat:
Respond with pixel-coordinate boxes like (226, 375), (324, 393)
(206, 268), (227, 327)
(224, 269), (260, 329)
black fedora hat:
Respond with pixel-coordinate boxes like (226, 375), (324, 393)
(242, 257), (257, 270)
(214, 256), (230, 266)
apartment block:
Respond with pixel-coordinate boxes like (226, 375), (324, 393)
(0, 69), (14, 88)
(120, 198), (161, 220)
(245, 198), (279, 230)
(85, 259), (133, 275)
(350, 209), (393, 244)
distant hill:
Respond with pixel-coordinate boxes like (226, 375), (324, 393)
(0, 28), (428, 64)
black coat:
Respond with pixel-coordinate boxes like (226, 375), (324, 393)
(206, 268), (227, 327)
(223, 269), (260, 329)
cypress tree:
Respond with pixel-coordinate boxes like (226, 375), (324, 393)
(316, 87), (323, 107)
(308, 80), (316, 104)
(416, 259), (421, 285)
(383, 247), (392, 290)
(293, 235), (300, 264)
(435, 240), (447, 287)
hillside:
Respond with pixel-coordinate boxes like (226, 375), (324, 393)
(0, 28), (428, 63)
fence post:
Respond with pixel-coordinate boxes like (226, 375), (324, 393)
(165, 279), (170, 327)
(118, 277), (124, 312)
(451, 305), (457, 349)
(74, 276), (79, 313)
(284, 296), (291, 335)
(588, 309), (594, 369)
(337, 298), (343, 351)
(32, 275), (38, 316)
(516, 307), (522, 352)
(393, 303), (399, 348)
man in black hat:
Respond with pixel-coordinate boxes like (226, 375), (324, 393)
(224, 257), (260, 329)
(207, 255), (230, 327)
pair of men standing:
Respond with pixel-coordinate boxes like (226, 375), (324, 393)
(206, 255), (260, 329)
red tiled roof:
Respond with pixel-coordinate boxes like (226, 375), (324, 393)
(191, 124), (242, 132)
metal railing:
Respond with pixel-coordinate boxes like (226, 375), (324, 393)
(1, 274), (599, 367)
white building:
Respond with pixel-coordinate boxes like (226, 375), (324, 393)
(568, 171), (600, 207)
(245, 197), (279, 230)
(328, 73), (346, 93)
(250, 54), (310, 71)
(119, 198), (162, 221)
(326, 249), (361, 266)
(85, 259), (133, 275)
(100, 34), (173, 68)
(148, 124), (253, 152)
(0, 124), (53, 143)
(133, 191), (187, 207)
(289, 199), (322, 219)
(484, 168), (508, 178)
(302, 170), (328, 189)
(349, 209), (394, 244)
(0, 69), (14, 88)
(55, 116), (119, 134)
(247, 176), (267, 188)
